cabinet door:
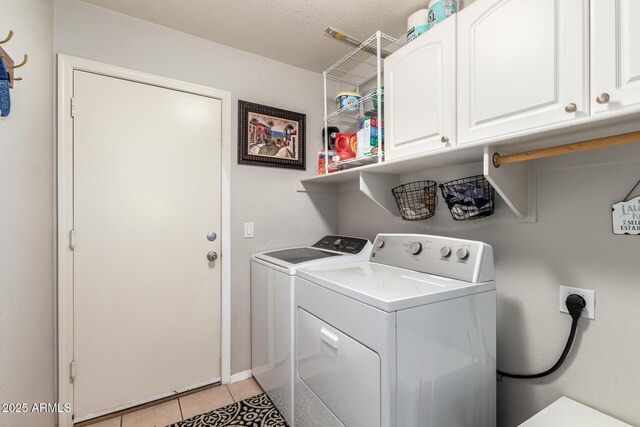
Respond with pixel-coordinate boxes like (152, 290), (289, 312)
(591, 0), (640, 115)
(457, 0), (589, 144)
(384, 17), (456, 161)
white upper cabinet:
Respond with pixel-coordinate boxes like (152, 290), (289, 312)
(384, 17), (456, 160)
(591, 0), (640, 116)
(457, 0), (589, 144)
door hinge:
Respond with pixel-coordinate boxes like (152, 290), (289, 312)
(70, 360), (77, 383)
(69, 229), (75, 251)
(70, 98), (76, 118)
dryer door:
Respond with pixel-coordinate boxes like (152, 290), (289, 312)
(297, 308), (381, 427)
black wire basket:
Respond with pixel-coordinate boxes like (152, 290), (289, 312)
(439, 175), (495, 221)
(391, 180), (438, 221)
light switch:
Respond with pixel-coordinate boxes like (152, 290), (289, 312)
(244, 222), (254, 238)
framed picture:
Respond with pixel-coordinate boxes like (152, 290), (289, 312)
(238, 100), (306, 170)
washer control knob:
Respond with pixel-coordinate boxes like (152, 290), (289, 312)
(409, 242), (423, 255)
(376, 239), (385, 249)
(456, 247), (470, 260)
(440, 246), (452, 258)
(333, 238), (344, 247)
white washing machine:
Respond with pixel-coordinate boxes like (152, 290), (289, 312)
(251, 236), (372, 426)
(294, 233), (496, 427)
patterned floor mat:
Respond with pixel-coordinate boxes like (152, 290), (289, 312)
(169, 393), (288, 427)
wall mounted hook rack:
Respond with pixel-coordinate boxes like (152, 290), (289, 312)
(11, 54), (28, 69)
(0, 30), (28, 89)
(0, 31), (14, 45)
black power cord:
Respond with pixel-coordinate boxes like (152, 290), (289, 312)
(497, 294), (586, 380)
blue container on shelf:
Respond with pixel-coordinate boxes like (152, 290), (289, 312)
(336, 91), (361, 112)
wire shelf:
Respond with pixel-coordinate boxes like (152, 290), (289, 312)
(325, 33), (404, 85)
(326, 115), (361, 127)
(333, 152), (385, 171)
(321, 31), (396, 174)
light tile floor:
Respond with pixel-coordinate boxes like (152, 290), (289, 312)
(82, 378), (263, 427)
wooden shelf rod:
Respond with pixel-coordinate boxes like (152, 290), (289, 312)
(493, 131), (640, 167)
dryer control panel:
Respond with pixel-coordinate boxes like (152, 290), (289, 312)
(370, 234), (494, 283)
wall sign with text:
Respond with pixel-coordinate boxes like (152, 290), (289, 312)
(612, 179), (640, 235)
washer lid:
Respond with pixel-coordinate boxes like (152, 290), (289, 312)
(297, 261), (495, 312)
(261, 247), (341, 264)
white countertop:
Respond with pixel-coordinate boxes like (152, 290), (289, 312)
(519, 397), (632, 427)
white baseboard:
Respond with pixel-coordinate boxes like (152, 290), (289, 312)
(229, 370), (253, 383)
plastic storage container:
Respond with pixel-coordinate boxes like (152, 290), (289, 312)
(336, 91), (361, 112)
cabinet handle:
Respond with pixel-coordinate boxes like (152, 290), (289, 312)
(596, 93), (610, 104)
(564, 103), (577, 113)
(441, 136), (449, 143)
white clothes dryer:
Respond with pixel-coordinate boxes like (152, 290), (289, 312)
(294, 234), (497, 427)
(251, 236), (372, 426)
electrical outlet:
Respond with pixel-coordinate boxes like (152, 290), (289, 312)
(244, 222), (254, 238)
(559, 286), (595, 320)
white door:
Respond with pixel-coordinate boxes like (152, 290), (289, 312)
(385, 16), (456, 160)
(591, 0), (640, 115)
(457, 0), (589, 144)
(72, 70), (222, 420)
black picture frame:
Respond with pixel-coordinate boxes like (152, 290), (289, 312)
(238, 100), (306, 170)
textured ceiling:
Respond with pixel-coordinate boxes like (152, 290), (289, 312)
(79, 0), (428, 72)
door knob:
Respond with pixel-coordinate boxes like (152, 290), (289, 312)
(596, 93), (610, 104)
(207, 232), (217, 242)
(565, 103), (577, 113)
(207, 251), (218, 262)
(441, 136), (449, 143)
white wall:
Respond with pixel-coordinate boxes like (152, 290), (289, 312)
(53, 0), (338, 377)
(338, 143), (640, 426)
(0, 1), (55, 427)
